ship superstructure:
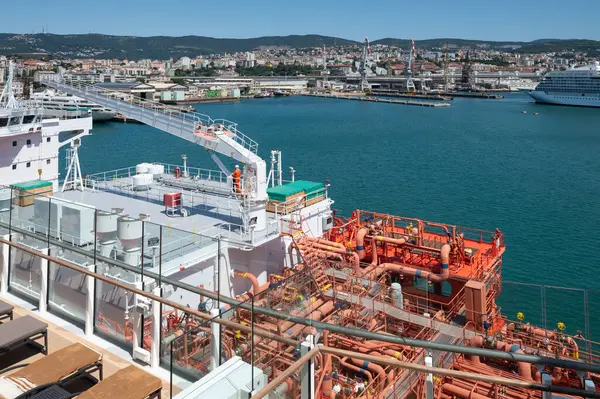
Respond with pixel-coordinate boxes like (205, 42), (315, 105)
(529, 62), (600, 107)
(0, 62), (92, 191)
(0, 74), (598, 399)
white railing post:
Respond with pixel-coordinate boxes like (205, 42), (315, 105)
(210, 308), (221, 370)
(39, 248), (49, 314)
(85, 264), (95, 337)
(301, 335), (315, 399)
(151, 286), (161, 369)
(425, 354), (434, 399)
(0, 234), (9, 294)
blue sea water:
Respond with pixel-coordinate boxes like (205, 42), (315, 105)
(72, 93), (600, 339)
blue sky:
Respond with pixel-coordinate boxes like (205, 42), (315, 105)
(4, 0), (599, 41)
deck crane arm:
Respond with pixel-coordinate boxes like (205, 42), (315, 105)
(40, 77), (268, 203)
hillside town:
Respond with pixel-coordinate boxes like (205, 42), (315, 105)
(1, 42), (598, 103)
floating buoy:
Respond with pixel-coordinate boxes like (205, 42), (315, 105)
(533, 112), (539, 116)
(522, 110), (527, 114)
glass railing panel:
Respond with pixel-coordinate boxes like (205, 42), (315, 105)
(9, 233), (47, 301)
(94, 259), (140, 348)
(48, 250), (94, 323)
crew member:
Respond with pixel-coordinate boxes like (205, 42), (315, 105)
(232, 165), (242, 193)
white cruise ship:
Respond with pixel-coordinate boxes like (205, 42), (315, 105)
(31, 89), (117, 121)
(528, 61), (600, 107)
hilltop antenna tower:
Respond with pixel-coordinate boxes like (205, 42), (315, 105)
(359, 37), (370, 91)
(404, 38), (416, 92)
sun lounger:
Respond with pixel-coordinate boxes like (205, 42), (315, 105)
(75, 365), (161, 399)
(0, 316), (47, 359)
(0, 342), (103, 399)
(0, 300), (13, 323)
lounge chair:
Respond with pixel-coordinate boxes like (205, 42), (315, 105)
(75, 365), (161, 399)
(0, 342), (102, 399)
(0, 316), (47, 358)
(0, 299), (13, 323)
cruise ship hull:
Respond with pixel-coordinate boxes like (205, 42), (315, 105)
(529, 90), (600, 108)
(42, 108), (117, 122)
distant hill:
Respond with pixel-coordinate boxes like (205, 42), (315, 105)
(0, 33), (358, 59)
(0, 33), (598, 59)
(372, 38), (600, 55)
(371, 38), (524, 50)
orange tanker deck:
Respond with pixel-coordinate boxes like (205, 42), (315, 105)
(135, 208), (598, 399)
(266, 209), (598, 398)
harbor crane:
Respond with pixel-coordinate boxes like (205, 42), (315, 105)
(359, 37), (371, 92)
(404, 38), (416, 92)
(443, 41), (450, 91)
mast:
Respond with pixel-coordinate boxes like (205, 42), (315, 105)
(0, 61), (19, 109)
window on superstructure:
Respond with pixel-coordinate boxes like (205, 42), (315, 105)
(11, 165), (16, 170)
(9, 117), (20, 126)
(46, 159), (51, 165)
(0, 118), (8, 127)
(12, 141), (17, 147)
(23, 115), (35, 124)
(26, 162), (31, 168)
(46, 137), (51, 142)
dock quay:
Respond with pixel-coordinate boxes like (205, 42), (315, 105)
(371, 91), (453, 101)
(440, 92), (504, 99)
(304, 93), (451, 107)
(162, 96), (240, 105)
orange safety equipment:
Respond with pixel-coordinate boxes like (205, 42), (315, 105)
(232, 169), (242, 193)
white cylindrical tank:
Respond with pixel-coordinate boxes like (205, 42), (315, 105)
(148, 164), (165, 175)
(132, 173), (153, 191)
(117, 216), (143, 250)
(136, 163), (150, 174)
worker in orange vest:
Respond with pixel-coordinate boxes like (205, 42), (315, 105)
(232, 165), (242, 193)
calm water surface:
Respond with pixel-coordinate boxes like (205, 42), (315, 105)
(71, 93), (600, 337)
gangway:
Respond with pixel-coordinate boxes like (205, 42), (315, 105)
(41, 77), (269, 231)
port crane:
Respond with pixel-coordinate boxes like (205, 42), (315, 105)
(404, 38), (416, 93)
(443, 41), (450, 91)
(358, 37), (370, 92)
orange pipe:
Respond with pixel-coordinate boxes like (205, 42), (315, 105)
(356, 227), (368, 260)
(350, 358), (386, 386)
(368, 235), (408, 246)
(468, 335), (484, 364)
(340, 360), (373, 384)
(233, 269), (260, 295)
(307, 242), (346, 254)
(370, 238), (378, 266)
(305, 237), (345, 250)
(442, 383), (489, 399)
